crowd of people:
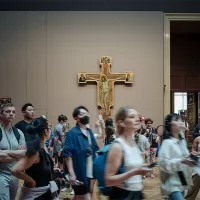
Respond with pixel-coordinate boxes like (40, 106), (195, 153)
(0, 102), (200, 200)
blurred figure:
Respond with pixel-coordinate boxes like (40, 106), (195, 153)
(11, 117), (58, 199)
(104, 126), (116, 145)
(62, 106), (99, 200)
(53, 115), (67, 167)
(193, 122), (200, 139)
(15, 103), (35, 134)
(105, 107), (152, 200)
(179, 110), (189, 142)
(45, 123), (54, 157)
(158, 113), (194, 200)
(144, 118), (158, 178)
(0, 103), (26, 200)
(185, 136), (200, 200)
(135, 127), (150, 179)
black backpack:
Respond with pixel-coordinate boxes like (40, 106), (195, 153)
(0, 127), (20, 143)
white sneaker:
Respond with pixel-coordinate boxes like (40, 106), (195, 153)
(70, 190), (74, 195)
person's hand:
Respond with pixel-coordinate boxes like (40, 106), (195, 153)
(48, 147), (53, 152)
(182, 157), (196, 166)
(134, 166), (153, 176)
(99, 119), (105, 129)
(69, 172), (76, 185)
(58, 150), (62, 157)
(95, 120), (100, 127)
(25, 180), (36, 188)
(54, 167), (61, 171)
(17, 144), (26, 150)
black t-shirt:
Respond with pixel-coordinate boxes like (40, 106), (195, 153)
(15, 120), (30, 134)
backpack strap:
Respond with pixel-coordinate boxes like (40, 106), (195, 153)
(114, 140), (125, 174)
(0, 127), (20, 143)
(12, 127), (20, 144)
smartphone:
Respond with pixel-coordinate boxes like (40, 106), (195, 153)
(189, 154), (199, 164)
(147, 162), (157, 168)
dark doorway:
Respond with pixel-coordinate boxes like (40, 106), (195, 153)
(170, 21), (200, 144)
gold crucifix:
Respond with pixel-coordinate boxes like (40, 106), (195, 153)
(78, 56), (133, 120)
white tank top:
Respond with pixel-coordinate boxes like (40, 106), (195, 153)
(116, 138), (144, 191)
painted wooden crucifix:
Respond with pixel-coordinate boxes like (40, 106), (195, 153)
(78, 56), (133, 120)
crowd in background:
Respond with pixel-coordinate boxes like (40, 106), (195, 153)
(1, 103), (200, 200)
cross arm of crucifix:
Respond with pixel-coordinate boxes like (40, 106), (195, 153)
(85, 73), (101, 82)
(107, 73), (126, 82)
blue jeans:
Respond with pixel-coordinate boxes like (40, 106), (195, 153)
(169, 191), (184, 200)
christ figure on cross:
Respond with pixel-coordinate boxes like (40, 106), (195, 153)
(99, 76), (110, 115)
(78, 56), (133, 119)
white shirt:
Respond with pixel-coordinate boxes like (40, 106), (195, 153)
(116, 138), (144, 191)
(158, 137), (193, 195)
(80, 128), (93, 178)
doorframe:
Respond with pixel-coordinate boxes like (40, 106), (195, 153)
(164, 13), (200, 117)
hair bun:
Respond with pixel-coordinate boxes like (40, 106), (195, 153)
(25, 124), (37, 135)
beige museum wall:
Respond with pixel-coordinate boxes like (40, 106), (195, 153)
(0, 11), (164, 129)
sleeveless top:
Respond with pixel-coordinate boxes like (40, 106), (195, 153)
(116, 138), (144, 191)
(25, 148), (53, 187)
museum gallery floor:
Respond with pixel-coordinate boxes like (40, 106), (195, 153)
(16, 167), (200, 200)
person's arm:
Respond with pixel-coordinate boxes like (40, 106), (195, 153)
(0, 149), (26, 162)
(144, 137), (150, 150)
(105, 143), (152, 187)
(192, 137), (199, 153)
(193, 125), (200, 138)
(62, 132), (76, 185)
(0, 150), (16, 162)
(48, 139), (53, 147)
(156, 135), (160, 144)
(65, 157), (76, 185)
(96, 120), (106, 139)
(8, 150), (26, 159)
(158, 140), (194, 174)
(11, 153), (39, 188)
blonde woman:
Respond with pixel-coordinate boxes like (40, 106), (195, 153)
(105, 107), (152, 200)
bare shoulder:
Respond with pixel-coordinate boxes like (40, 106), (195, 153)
(24, 152), (40, 164)
(194, 136), (200, 142)
(109, 143), (123, 155)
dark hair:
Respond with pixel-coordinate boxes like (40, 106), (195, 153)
(22, 103), (34, 112)
(25, 117), (48, 154)
(145, 118), (153, 124)
(0, 103), (15, 113)
(163, 113), (181, 140)
(105, 126), (115, 137)
(105, 118), (113, 128)
(58, 114), (67, 122)
(72, 106), (89, 118)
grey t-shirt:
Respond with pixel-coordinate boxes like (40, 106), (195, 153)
(136, 134), (150, 154)
(0, 127), (26, 183)
(53, 123), (64, 153)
